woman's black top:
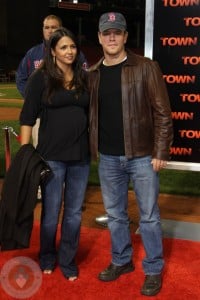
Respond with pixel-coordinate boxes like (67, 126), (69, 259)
(20, 69), (90, 162)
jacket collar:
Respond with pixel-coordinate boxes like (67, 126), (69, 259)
(89, 48), (140, 72)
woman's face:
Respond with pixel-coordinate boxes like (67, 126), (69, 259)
(51, 36), (77, 68)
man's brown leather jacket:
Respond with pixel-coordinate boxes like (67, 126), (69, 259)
(88, 49), (173, 161)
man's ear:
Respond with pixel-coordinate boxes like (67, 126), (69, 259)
(98, 32), (102, 45)
(124, 31), (128, 44)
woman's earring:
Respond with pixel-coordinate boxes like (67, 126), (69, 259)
(53, 56), (56, 65)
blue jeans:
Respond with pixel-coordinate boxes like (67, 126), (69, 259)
(39, 159), (90, 277)
(99, 154), (164, 275)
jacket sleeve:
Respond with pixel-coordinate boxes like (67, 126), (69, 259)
(146, 60), (173, 160)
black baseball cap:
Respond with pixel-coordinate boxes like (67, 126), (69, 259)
(99, 12), (127, 32)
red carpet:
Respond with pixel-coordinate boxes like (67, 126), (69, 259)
(0, 223), (199, 300)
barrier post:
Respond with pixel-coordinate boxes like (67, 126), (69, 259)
(3, 126), (11, 171)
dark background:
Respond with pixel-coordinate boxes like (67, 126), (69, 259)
(0, 0), (145, 71)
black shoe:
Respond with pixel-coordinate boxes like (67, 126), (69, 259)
(98, 261), (134, 282)
(141, 275), (162, 296)
(95, 214), (108, 227)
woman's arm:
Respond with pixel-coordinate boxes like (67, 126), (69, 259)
(20, 125), (32, 145)
(19, 69), (45, 146)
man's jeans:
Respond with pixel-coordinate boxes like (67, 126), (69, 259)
(40, 160), (90, 277)
(99, 154), (164, 275)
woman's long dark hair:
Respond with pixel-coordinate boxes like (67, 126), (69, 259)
(42, 27), (88, 102)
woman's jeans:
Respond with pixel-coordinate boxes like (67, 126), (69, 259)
(99, 154), (164, 275)
(39, 160), (90, 277)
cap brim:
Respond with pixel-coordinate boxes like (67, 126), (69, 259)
(99, 24), (126, 32)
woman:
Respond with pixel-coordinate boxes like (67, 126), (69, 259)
(20, 27), (90, 281)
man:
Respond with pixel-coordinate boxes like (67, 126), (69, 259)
(88, 12), (173, 296)
(16, 14), (87, 146)
(16, 15), (63, 98)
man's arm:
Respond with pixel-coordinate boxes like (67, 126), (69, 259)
(16, 54), (30, 98)
(147, 60), (174, 161)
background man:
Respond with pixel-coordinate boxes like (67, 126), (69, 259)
(16, 15), (63, 99)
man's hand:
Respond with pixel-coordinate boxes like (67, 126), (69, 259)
(151, 158), (167, 172)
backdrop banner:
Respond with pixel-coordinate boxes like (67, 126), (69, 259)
(145, 0), (200, 169)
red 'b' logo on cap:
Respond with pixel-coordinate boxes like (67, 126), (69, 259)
(108, 13), (116, 22)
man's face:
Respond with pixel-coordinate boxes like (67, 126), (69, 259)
(98, 29), (128, 56)
(43, 18), (60, 41)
